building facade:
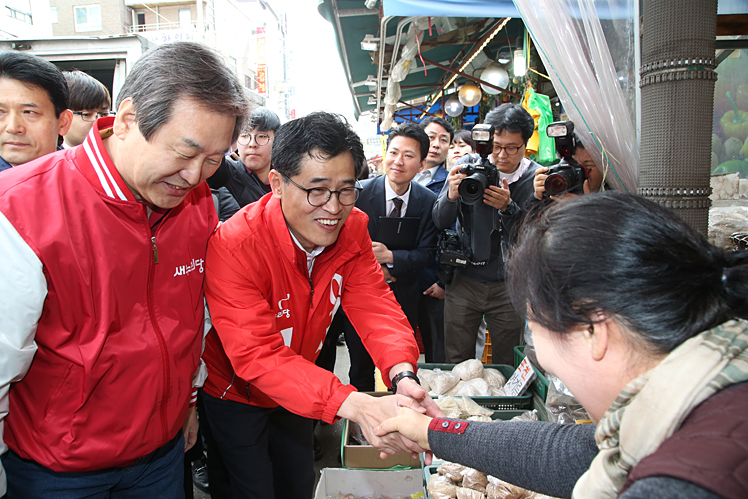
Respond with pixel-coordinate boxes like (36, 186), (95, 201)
(2, 0), (290, 119)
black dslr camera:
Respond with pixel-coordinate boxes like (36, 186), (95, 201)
(543, 121), (587, 199)
(458, 124), (500, 205)
(436, 229), (469, 284)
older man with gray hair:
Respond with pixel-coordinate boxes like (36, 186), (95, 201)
(0, 42), (249, 498)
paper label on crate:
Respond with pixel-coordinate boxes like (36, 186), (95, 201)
(504, 357), (537, 397)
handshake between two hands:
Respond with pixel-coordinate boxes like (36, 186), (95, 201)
(341, 377), (444, 465)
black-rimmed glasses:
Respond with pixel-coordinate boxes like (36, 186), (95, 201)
(492, 144), (522, 155)
(72, 111), (113, 122)
(237, 132), (271, 146)
(284, 176), (362, 207)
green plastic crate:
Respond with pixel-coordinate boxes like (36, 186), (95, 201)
(513, 345), (550, 401)
(417, 363), (532, 410)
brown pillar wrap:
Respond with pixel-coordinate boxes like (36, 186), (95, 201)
(638, 0), (718, 234)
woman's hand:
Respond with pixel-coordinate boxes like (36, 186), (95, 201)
(374, 406), (432, 452)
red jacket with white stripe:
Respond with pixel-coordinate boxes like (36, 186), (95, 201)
(202, 194), (420, 423)
(0, 118), (218, 472)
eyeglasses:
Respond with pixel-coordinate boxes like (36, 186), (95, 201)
(72, 111), (113, 122)
(492, 144), (522, 155)
(237, 132), (271, 146)
(284, 176), (362, 207)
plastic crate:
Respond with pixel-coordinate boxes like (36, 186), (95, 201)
(512, 346), (550, 401)
(417, 363), (532, 410)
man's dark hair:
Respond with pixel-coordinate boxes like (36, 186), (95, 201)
(272, 112), (365, 179)
(420, 116), (455, 142)
(247, 106), (280, 133)
(507, 191), (748, 355)
(63, 70), (110, 111)
(117, 42), (249, 143)
(453, 129), (476, 152)
(0, 51), (68, 117)
(484, 103), (535, 144)
(386, 122), (430, 161)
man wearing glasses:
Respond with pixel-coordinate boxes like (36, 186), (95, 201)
(61, 70), (111, 148)
(201, 112), (440, 499)
(208, 106), (280, 207)
(0, 52), (72, 172)
(432, 103), (537, 365)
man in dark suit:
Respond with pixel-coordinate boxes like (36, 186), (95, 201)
(414, 116), (454, 363)
(345, 123), (439, 391)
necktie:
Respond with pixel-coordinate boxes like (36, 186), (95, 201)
(389, 197), (403, 218)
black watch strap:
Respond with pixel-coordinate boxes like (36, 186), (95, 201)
(391, 370), (420, 393)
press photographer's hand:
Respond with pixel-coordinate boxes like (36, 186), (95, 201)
(484, 178), (511, 211)
(534, 166), (549, 200)
(446, 164), (467, 202)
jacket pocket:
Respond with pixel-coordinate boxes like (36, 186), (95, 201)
(41, 363), (79, 425)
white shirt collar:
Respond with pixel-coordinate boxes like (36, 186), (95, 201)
(384, 176), (411, 205)
(417, 164), (442, 185)
(288, 230), (325, 277)
(498, 157), (534, 185)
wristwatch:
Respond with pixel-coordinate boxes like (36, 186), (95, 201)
(500, 199), (519, 216)
(391, 370), (421, 394)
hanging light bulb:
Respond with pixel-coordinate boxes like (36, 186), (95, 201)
(480, 64), (510, 94)
(444, 95), (464, 117)
(513, 48), (526, 77)
(458, 82), (482, 107)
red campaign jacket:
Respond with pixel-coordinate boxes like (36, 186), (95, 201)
(202, 194), (420, 423)
(0, 118), (217, 472)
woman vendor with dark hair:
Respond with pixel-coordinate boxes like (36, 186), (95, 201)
(375, 191), (748, 499)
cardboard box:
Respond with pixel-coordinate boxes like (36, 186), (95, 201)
(314, 468), (424, 499)
(342, 417), (422, 469)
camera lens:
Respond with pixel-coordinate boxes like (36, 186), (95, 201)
(465, 183), (480, 195)
(459, 174), (488, 205)
(545, 173), (570, 197)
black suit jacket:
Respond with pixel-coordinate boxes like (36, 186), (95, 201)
(206, 155), (270, 208)
(356, 175), (439, 324)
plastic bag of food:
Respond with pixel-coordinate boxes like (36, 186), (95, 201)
(419, 374), (432, 393)
(486, 477), (532, 499)
(445, 380), (466, 396)
(544, 374), (590, 424)
(430, 369), (460, 395)
(467, 415), (493, 422)
(510, 410), (539, 422)
(458, 395), (493, 417)
(456, 487), (484, 499)
(482, 368), (507, 389)
(418, 368), (435, 384)
(491, 386), (506, 396)
(461, 468), (488, 494)
(455, 378), (491, 397)
(452, 359), (484, 381)
(436, 396), (463, 419)
(437, 462), (466, 483)
(427, 474), (457, 499)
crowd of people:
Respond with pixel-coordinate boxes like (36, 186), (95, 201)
(0, 41), (744, 499)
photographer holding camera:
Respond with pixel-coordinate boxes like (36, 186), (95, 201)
(432, 104), (538, 365)
(532, 127), (604, 201)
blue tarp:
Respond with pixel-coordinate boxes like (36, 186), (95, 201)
(383, 0), (519, 18)
(383, 0), (746, 20)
